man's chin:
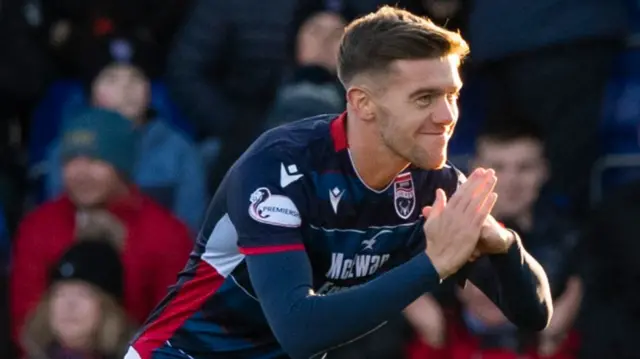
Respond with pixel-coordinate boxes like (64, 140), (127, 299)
(414, 156), (447, 170)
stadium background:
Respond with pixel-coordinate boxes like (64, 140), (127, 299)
(0, 0), (639, 358)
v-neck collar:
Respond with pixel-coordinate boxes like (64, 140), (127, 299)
(329, 112), (410, 196)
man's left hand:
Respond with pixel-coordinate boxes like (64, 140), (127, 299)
(477, 215), (515, 255)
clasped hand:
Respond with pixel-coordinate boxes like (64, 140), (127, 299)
(422, 168), (514, 279)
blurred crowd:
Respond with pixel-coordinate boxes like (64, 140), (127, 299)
(0, 0), (638, 358)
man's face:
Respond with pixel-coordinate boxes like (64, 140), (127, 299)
(370, 56), (461, 170)
(91, 64), (150, 121)
(63, 157), (120, 207)
(474, 138), (548, 218)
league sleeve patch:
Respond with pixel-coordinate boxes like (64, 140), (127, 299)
(248, 187), (302, 228)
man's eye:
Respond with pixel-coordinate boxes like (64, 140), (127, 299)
(416, 95), (434, 107)
(447, 93), (459, 103)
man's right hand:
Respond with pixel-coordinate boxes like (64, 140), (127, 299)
(423, 168), (498, 279)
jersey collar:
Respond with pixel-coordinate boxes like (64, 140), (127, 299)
(330, 111), (348, 152)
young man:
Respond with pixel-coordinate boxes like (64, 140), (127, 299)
(127, 7), (552, 359)
(469, 122), (582, 357)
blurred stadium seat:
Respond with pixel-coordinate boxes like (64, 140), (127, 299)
(591, 47), (640, 205)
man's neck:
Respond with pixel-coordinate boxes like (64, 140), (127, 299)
(346, 111), (409, 190)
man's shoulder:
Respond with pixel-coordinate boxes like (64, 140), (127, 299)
(234, 114), (338, 175)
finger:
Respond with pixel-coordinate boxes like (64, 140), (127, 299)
(431, 188), (447, 216)
(474, 192), (498, 227)
(448, 168), (485, 209)
(421, 206), (432, 218)
(464, 171), (497, 216)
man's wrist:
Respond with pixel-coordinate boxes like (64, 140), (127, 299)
(424, 250), (448, 281)
(500, 229), (518, 254)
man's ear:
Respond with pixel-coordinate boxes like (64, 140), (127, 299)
(346, 85), (376, 122)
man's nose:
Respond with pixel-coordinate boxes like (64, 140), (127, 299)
(432, 97), (456, 126)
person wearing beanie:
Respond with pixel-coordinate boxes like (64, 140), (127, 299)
(11, 112), (193, 348)
(21, 236), (132, 359)
(57, 108), (137, 208)
(44, 38), (207, 233)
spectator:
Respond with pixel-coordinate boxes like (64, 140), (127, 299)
(265, 1), (347, 129)
(21, 234), (133, 359)
(11, 108), (193, 344)
(40, 0), (190, 77)
(467, 0), (629, 215)
(408, 121), (583, 359)
(167, 0), (303, 191)
(45, 50), (207, 234)
(460, 121), (582, 358)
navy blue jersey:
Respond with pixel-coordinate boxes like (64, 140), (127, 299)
(128, 113), (473, 358)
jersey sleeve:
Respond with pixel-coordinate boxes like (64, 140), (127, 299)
(226, 148), (309, 256)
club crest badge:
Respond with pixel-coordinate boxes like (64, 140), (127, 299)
(393, 172), (415, 219)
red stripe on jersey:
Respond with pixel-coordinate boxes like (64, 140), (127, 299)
(239, 244), (305, 255)
(131, 259), (224, 359)
(330, 112), (348, 151)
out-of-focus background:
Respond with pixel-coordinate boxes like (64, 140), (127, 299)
(2, 0), (640, 358)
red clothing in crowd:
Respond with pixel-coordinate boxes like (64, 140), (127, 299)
(10, 189), (193, 339)
(407, 318), (580, 359)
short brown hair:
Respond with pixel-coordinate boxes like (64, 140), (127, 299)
(337, 6), (469, 86)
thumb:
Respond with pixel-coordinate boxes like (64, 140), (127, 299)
(432, 188), (447, 214)
(423, 189), (447, 221)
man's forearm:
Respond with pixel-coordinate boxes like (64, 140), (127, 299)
(488, 232), (553, 330)
(544, 276), (582, 335)
(247, 251), (441, 359)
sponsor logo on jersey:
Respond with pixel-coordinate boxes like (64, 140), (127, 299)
(325, 252), (391, 280)
(394, 172), (415, 219)
(248, 187), (301, 227)
(329, 187), (345, 214)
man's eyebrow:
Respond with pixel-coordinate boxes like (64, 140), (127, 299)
(408, 86), (461, 98)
